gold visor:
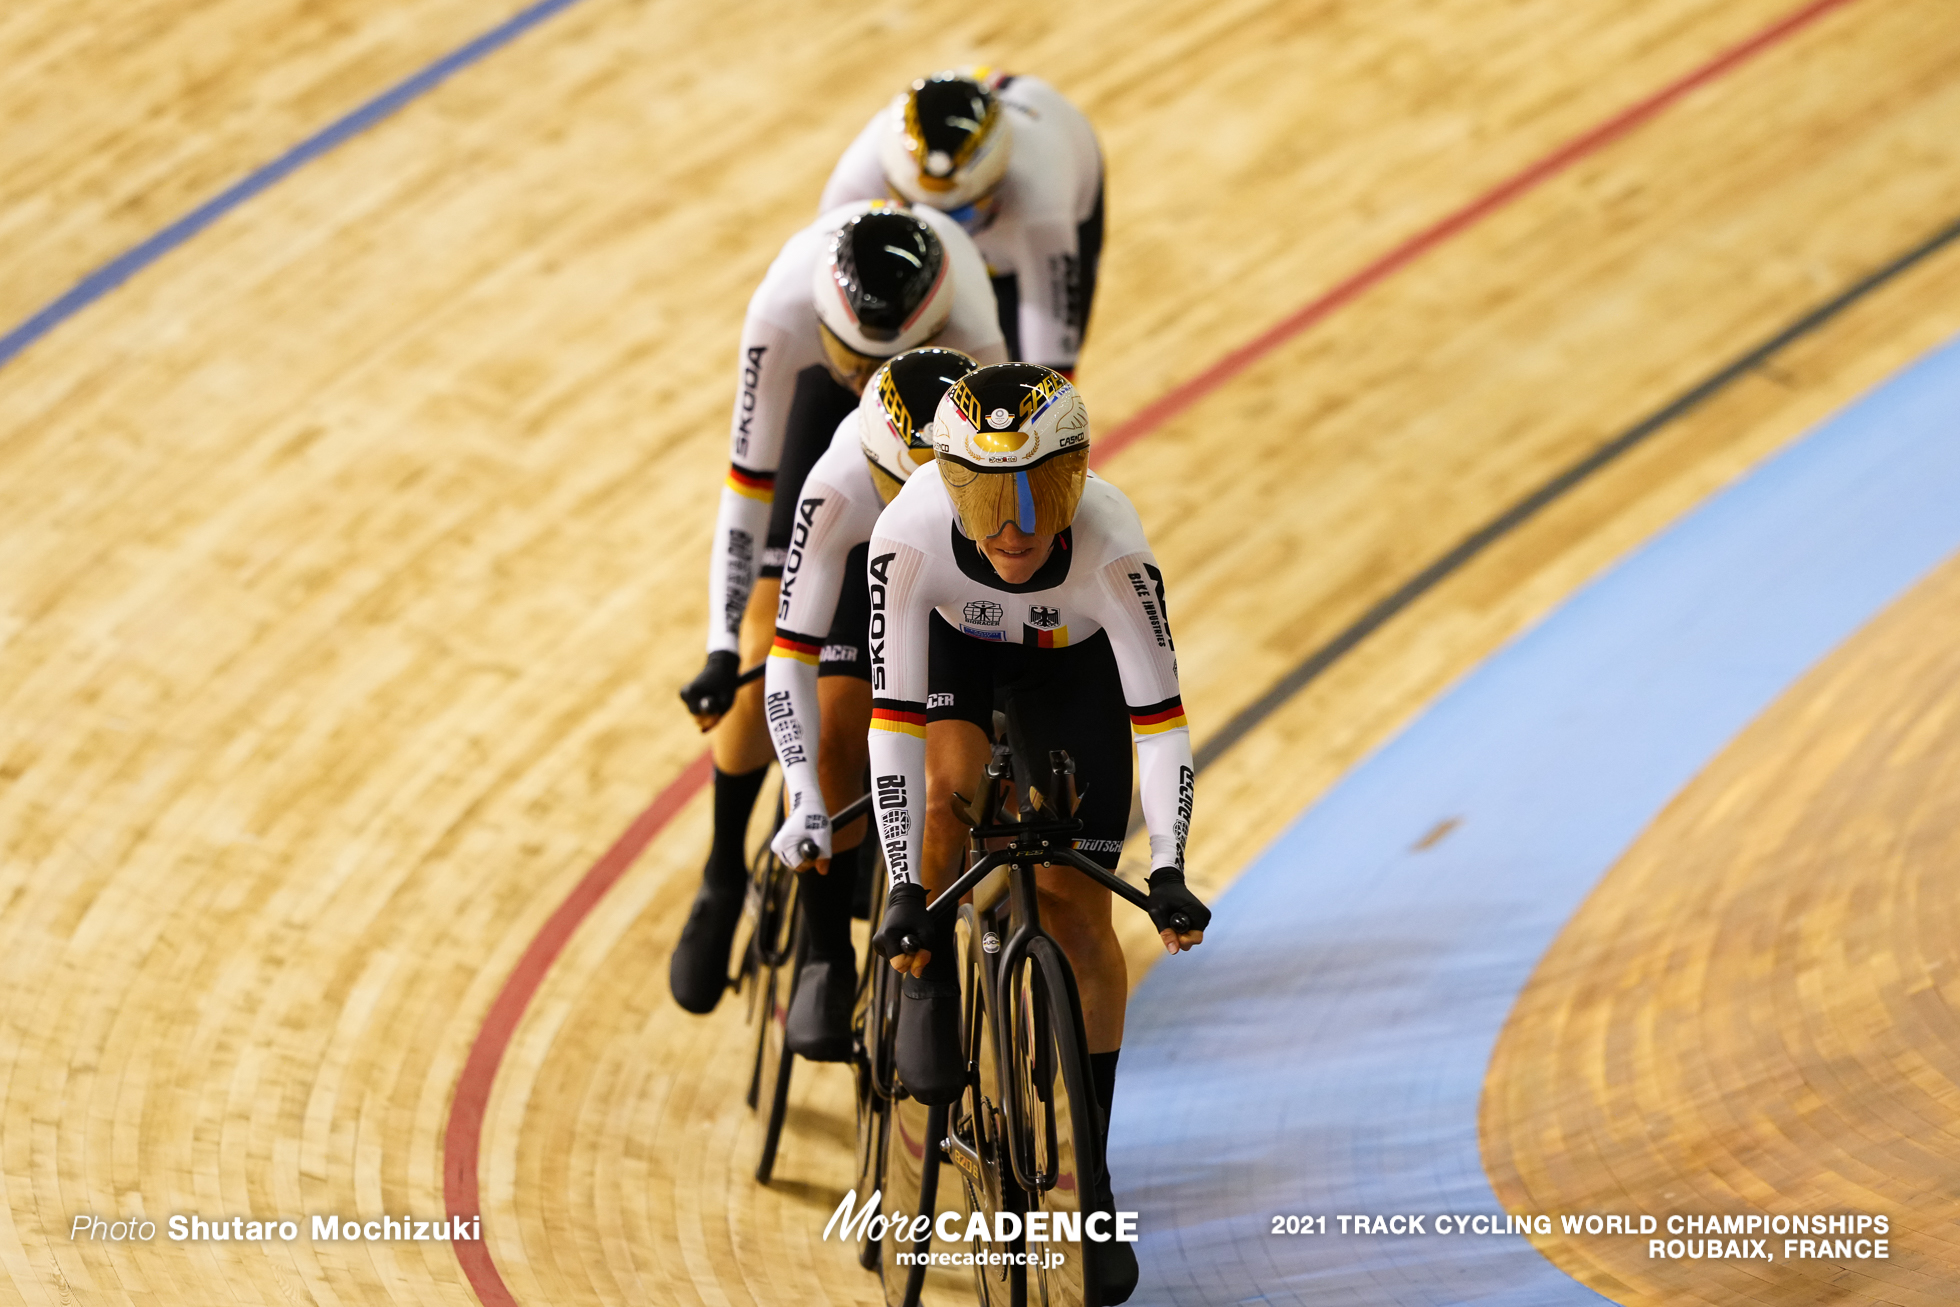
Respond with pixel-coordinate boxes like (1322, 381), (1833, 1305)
(817, 320), (886, 393)
(938, 447), (1089, 540)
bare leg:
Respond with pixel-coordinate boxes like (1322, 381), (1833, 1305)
(885, 718), (992, 975)
(923, 719), (993, 899)
(816, 676), (871, 853)
(1037, 867), (1126, 1054)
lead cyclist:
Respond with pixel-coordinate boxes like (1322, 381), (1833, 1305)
(866, 362), (1211, 1301)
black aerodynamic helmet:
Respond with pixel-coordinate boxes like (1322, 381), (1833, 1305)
(812, 209), (955, 390)
(883, 72), (1013, 210)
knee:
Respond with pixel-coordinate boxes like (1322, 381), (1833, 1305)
(1040, 888), (1117, 960)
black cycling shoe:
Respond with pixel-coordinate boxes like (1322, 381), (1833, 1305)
(667, 882), (744, 1014)
(895, 974), (964, 1104)
(1087, 1233), (1139, 1304)
(785, 953), (856, 1061)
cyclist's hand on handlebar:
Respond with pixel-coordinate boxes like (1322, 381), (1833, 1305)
(679, 650), (741, 731)
(1147, 868), (1210, 954)
(874, 881), (933, 977)
(770, 793), (832, 872)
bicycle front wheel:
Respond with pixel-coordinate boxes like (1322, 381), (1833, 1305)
(1005, 935), (1104, 1307)
(880, 1097), (946, 1307)
(751, 874), (800, 1182)
(852, 866), (894, 1271)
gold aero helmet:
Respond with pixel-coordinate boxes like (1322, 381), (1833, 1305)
(859, 348), (979, 505)
(812, 208), (956, 393)
(932, 363), (1090, 540)
(880, 72), (1013, 213)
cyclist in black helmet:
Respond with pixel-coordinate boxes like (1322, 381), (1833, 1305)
(824, 68), (1105, 377)
(670, 204), (1006, 1017)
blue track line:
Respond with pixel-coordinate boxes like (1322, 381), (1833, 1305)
(0, 0), (589, 372)
(1110, 330), (1960, 1305)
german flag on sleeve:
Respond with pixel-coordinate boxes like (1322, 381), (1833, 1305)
(770, 630), (824, 665)
(871, 698), (928, 739)
(1128, 695), (1188, 736)
(725, 464), (775, 502)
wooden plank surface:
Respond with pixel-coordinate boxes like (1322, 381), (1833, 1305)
(1482, 548), (1960, 1306)
(0, 0), (545, 332)
(1, 0), (1958, 1303)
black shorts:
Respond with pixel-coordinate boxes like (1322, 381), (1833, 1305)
(759, 365), (858, 579)
(817, 542), (872, 682)
(925, 614), (1132, 869)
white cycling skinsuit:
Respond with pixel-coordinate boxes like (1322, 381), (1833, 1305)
(762, 416), (886, 864)
(863, 464), (1193, 890)
(820, 74), (1103, 374)
(704, 202), (1006, 659)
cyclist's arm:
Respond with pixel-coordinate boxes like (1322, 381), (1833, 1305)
(817, 105), (889, 213)
(1090, 552), (1194, 874)
(763, 458), (880, 847)
(863, 538), (936, 889)
(1004, 217), (1088, 373)
(704, 312), (800, 656)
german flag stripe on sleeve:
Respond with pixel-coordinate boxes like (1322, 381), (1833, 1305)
(725, 464), (775, 502)
(871, 698), (928, 738)
(770, 631), (824, 664)
(1129, 695), (1188, 735)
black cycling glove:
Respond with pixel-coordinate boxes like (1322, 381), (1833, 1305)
(679, 650), (741, 719)
(1146, 868), (1211, 936)
(874, 881), (931, 958)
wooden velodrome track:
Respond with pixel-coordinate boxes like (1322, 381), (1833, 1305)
(4, 0), (1960, 1303)
(1483, 535), (1960, 1305)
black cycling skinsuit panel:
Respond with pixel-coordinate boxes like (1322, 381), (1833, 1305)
(760, 365), (858, 578)
(818, 541), (873, 681)
(924, 615), (1132, 869)
(1071, 178), (1105, 351)
(991, 272), (1022, 362)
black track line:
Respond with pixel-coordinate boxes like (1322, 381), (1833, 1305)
(1191, 208), (1960, 779)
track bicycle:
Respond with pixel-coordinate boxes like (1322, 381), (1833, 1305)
(866, 702), (1197, 1307)
(739, 783), (878, 1183)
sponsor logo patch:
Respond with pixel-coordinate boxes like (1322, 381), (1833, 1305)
(963, 600), (1003, 626)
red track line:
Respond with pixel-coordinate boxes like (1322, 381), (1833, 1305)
(442, 0), (1862, 1299)
(1092, 0), (1861, 464)
(443, 748), (712, 1306)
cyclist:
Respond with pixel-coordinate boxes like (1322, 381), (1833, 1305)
(822, 69), (1104, 376)
(761, 347), (981, 1059)
(671, 204), (1007, 1016)
(865, 362), (1210, 1295)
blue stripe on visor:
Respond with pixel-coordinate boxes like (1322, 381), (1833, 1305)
(1015, 470), (1037, 533)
